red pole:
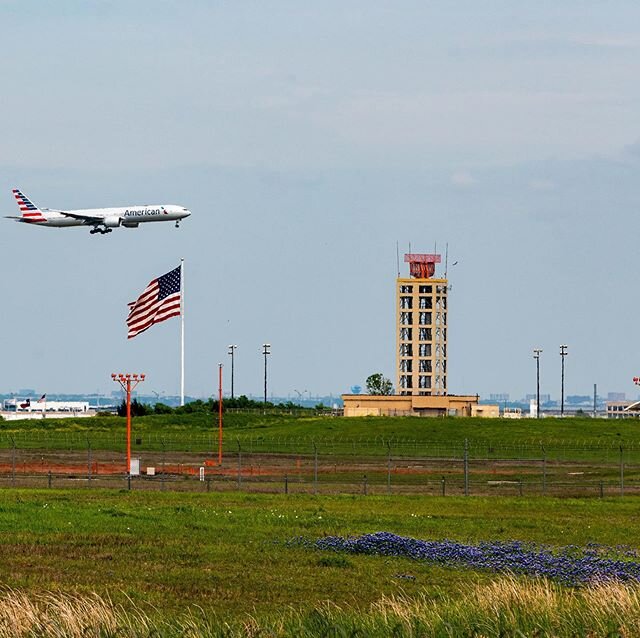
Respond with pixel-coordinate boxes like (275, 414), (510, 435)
(126, 378), (131, 474)
(112, 373), (145, 477)
(218, 364), (223, 465)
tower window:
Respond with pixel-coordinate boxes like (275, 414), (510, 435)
(419, 359), (432, 372)
(419, 344), (431, 357)
(400, 359), (413, 372)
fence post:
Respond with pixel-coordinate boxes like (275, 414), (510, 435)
(313, 442), (318, 495)
(620, 445), (624, 496)
(237, 439), (242, 489)
(127, 474), (131, 491)
(48, 470), (52, 489)
(285, 473), (288, 495)
(541, 444), (547, 496)
(87, 436), (92, 484)
(464, 438), (469, 496)
(599, 481), (604, 498)
(441, 476), (446, 497)
(363, 474), (368, 496)
(519, 478), (523, 497)
(387, 441), (392, 495)
(10, 436), (16, 488)
(161, 438), (166, 491)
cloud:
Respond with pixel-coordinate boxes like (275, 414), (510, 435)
(529, 179), (555, 191)
(450, 171), (478, 187)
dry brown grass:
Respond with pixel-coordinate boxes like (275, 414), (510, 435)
(3, 578), (640, 637)
(0, 589), (153, 637)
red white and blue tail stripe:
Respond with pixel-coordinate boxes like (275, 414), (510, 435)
(13, 189), (46, 222)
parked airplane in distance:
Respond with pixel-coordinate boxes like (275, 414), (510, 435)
(5, 189), (191, 235)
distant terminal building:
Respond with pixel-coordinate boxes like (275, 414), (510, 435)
(502, 407), (523, 419)
(606, 400), (640, 419)
(3, 398), (89, 412)
(396, 253), (447, 395)
(1, 398), (92, 420)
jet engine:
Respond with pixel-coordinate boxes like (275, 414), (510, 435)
(122, 221), (139, 228)
(103, 216), (122, 228)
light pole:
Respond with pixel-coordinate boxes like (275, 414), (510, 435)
(262, 343), (271, 407)
(533, 349), (542, 419)
(111, 373), (145, 474)
(228, 345), (237, 399)
(560, 345), (568, 417)
(218, 363), (223, 465)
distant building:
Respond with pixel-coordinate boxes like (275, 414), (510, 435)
(606, 401), (640, 419)
(3, 398), (89, 413)
(344, 248), (499, 418)
(503, 407), (523, 419)
(607, 392), (626, 402)
(396, 253), (447, 395)
(342, 393), (480, 417)
(489, 393), (510, 402)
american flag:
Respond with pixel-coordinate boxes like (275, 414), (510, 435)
(127, 265), (182, 339)
(37, 394), (46, 403)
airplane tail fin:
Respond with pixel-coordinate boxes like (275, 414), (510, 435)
(12, 189), (47, 222)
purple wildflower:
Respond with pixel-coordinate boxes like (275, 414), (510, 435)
(300, 532), (640, 586)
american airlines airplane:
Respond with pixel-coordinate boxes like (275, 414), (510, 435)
(5, 189), (191, 235)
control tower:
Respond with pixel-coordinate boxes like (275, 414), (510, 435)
(396, 253), (447, 396)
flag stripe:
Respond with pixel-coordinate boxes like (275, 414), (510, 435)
(126, 266), (181, 339)
(127, 294), (180, 331)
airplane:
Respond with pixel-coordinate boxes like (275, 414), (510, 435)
(5, 189), (191, 235)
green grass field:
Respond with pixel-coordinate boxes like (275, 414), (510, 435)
(1, 412), (640, 460)
(2, 489), (640, 615)
(1, 413), (640, 634)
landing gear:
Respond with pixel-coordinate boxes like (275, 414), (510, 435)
(175, 220), (180, 228)
(89, 227), (113, 235)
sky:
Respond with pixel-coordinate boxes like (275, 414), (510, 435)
(0, 1), (639, 401)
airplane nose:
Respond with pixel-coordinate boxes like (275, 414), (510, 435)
(181, 210), (191, 219)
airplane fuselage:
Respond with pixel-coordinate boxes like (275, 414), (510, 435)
(35, 205), (190, 228)
(6, 189), (192, 234)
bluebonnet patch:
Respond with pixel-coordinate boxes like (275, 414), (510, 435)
(293, 532), (640, 586)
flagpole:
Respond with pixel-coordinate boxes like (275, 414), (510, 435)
(180, 257), (185, 407)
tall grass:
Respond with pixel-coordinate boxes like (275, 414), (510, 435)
(1, 578), (639, 637)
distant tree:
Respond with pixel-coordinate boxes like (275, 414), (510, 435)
(153, 402), (173, 415)
(278, 401), (299, 410)
(366, 373), (394, 396)
(117, 399), (150, 417)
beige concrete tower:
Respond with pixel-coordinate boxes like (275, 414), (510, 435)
(396, 253), (448, 396)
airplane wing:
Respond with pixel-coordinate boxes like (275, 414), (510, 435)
(56, 211), (103, 224)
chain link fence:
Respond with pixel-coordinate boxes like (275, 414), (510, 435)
(0, 434), (637, 496)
